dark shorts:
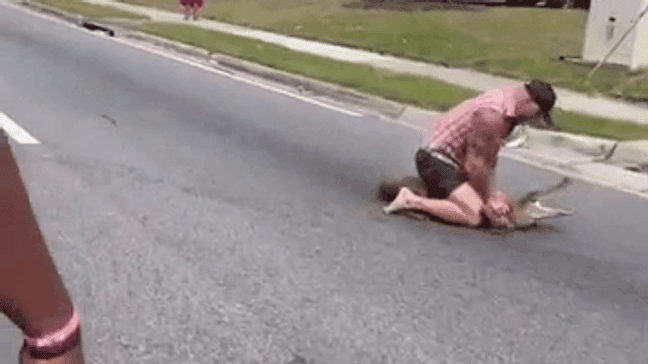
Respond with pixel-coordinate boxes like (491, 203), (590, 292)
(415, 148), (467, 199)
(181, 0), (203, 6)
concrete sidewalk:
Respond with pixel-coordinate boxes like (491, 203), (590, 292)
(74, 0), (648, 125)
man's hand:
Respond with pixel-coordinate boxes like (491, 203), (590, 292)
(489, 191), (512, 215)
(483, 191), (515, 228)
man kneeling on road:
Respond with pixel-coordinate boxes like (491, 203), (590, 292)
(383, 80), (557, 228)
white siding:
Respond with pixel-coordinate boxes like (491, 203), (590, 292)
(582, 0), (647, 69)
(631, 3), (648, 69)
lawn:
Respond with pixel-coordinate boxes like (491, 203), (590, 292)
(33, 0), (149, 18)
(112, 0), (648, 101)
(143, 22), (479, 112)
(143, 22), (648, 141)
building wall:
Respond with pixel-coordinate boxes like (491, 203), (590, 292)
(631, 3), (648, 69)
(582, 0), (645, 68)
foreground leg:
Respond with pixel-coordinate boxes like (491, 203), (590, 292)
(182, 5), (189, 19)
(193, 4), (201, 20)
(0, 132), (84, 363)
(19, 333), (84, 364)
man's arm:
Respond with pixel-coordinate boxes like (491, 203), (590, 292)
(463, 154), (492, 202)
(481, 159), (516, 227)
(462, 107), (506, 201)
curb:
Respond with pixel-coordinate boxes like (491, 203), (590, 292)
(213, 55), (407, 119)
(82, 17), (148, 31)
(118, 30), (212, 58)
(524, 128), (617, 156)
(18, 0), (83, 23)
(18, 1), (117, 35)
(512, 127), (648, 169)
(116, 29), (407, 119)
(609, 140), (648, 166)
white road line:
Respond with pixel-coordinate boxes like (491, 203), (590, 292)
(390, 119), (426, 132)
(109, 37), (364, 117)
(0, 113), (40, 144)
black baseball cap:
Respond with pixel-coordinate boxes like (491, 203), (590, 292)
(524, 80), (556, 127)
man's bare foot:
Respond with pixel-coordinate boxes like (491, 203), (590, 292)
(383, 187), (417, 214)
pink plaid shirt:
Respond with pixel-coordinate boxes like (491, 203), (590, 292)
(422, 85), (518, 168)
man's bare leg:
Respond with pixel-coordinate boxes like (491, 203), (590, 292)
(384, 183), (484, 227)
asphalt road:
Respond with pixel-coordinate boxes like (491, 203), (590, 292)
(1, 4), (647, 364)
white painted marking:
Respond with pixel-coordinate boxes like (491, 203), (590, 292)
(109, 37), (364, 117)
(0, 113), (40, 144)
(391, 120), (426, 132)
